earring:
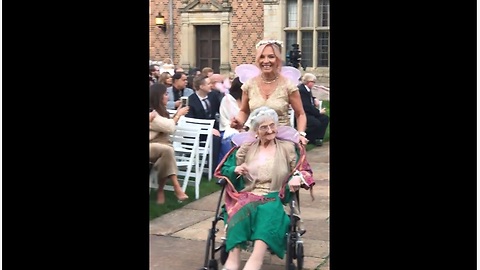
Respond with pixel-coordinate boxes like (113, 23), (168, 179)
(255, 134), (258, 138)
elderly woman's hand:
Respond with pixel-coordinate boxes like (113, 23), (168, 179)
(299, 136), (309, 145)
(234, 163), (249, 176)
(289, 176), (302, 192)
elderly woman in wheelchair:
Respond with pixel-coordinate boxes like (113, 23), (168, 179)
(206, 106), (314, 270)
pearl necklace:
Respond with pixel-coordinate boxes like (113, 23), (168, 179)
(261, 74), (278, 84)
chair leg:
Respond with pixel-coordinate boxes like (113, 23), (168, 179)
(195, 176), (200, 199)
(208, 149), (213, 180)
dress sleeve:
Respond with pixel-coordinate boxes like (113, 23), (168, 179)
(283, 142), (298, 173)
(241, 78), (253, 95)
(286, 80), (299, 95)
(235, 143), (252, 165)
(150, 115), (176, 135)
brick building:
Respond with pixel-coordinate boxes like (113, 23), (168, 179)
(150, 0), (329, 85)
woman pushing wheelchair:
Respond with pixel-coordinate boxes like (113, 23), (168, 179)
(214, 106), (315, 270)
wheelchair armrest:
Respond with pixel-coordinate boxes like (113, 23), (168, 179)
(216, 178), (227, 186)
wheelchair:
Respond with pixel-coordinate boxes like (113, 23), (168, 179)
(199, 178), (306, 270)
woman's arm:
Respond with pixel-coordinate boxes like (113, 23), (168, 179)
(219, 148), (246, 191)
(172, 106), (189, 124)
(289, 90), (306, 133)
(289, 91), (308, 144)
(150, 115), (176, 134)
(231, 90), (250, 128)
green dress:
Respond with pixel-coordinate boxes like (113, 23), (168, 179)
(219, 140), (298, 259)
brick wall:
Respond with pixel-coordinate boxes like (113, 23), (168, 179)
(150, 0), (265, 70)
(230, 0), (265, 71)
(149, 0), (182, 63)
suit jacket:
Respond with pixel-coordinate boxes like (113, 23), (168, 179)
(186, 92), (221, 130)
(298, 84), (321, 118)
(166, 86), (195, 109)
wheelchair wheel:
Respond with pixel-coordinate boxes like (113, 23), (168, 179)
(220, 241), (229, 265)
(208, 259), (218, 270)
(286, 239), (295, 270)
(296, 243), (304, 270)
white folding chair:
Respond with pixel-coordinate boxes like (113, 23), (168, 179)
(149, 127), (201, 199)
(177, 117), (215, 183)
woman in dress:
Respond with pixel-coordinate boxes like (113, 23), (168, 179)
(149, 83), (190, 204)
(218, 76), (245, 163)
(231, 39), (309, 145)
(217, 106), (309, 270)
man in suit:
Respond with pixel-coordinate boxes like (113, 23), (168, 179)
(186, 75), (222, 175)
(166, 72), (194, 109)
(298, 73), (329, 146)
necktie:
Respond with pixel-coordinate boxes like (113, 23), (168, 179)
(308, 89), (314, 105)
(201, 98), (211, 118)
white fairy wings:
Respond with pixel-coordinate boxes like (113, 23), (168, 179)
(234, 64), (301, 85)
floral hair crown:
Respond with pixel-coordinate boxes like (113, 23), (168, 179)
(255, 39), (283, 49)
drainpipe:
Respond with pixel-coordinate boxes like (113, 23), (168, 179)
(169, 0), (174, 61)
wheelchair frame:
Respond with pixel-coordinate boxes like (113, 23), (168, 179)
(199, 179), (305, 270)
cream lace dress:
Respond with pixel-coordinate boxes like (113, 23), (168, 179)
(241, 76), (298, 127)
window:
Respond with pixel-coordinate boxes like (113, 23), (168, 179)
(285, 0), (330, 68)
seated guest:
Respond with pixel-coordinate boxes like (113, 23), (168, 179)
(149, 83), (190, 204)
(216, 106), (312, 270)
(218, 77), (245, 163)
(201, 67), (214, 77)
(158, 71), (173, 87)
(209, 73), (226, 103)
(174, 66), (185, 74)
(185, 75), (222, 176)
(297, 73), (329, 146)
(166, 72), (194, 110)
(149, 64), (160, 85)
(186, 67), (201, 89)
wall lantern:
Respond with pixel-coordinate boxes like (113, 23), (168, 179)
(155, 12), (166, 32)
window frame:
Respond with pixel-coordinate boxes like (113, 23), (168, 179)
(284, 0), (330, 68)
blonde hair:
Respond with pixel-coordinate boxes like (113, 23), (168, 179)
(255, 43), (283, 73)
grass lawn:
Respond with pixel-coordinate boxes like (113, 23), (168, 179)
(150, 101), (330, 220)
(149, 176), (222, 220)
(322, 100), (330, 142)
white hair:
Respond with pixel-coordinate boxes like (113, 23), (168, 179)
(301, 73), (317, 84)
(250, 106), (279, 131)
